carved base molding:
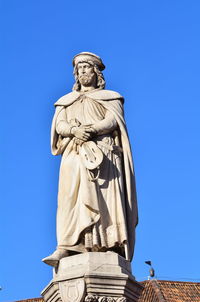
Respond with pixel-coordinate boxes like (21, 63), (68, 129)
(41, 252), (143, 302)
(85, 295), (127, 302)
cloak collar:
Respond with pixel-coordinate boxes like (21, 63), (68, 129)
(54, 89), (124, 107)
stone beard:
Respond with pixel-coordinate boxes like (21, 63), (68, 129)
(43, 52), (138, 267)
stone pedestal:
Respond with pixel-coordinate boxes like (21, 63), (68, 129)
(41, 252), (143, 302)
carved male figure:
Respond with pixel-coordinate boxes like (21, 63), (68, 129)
(43, 52), (138, 266)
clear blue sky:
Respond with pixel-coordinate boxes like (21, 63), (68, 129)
(1, 0), (200, 301)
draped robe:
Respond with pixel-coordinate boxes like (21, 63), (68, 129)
(51, 89), (138, 261)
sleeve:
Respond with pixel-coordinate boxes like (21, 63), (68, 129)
(92, 110), (118, 135)
(56, 108), (72, 137)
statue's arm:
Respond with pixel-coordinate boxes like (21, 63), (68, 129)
(92, 110), (118, 135)
(55, 107), (91, 141)
(55, 108), (73, 137)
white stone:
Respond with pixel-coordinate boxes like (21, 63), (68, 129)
(41, 252), (143, 302)
(53, 252), (132, 281)
(43, 52), (138, 266)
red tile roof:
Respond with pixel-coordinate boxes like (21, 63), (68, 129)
(15, 280), (200, 302)
(138, 280), (200, 302)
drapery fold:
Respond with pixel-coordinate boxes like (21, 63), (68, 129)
(51, 89), (138, 260)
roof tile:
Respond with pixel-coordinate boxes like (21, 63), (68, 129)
(139, 280), (200, 302)
(15, 280), (200, 302)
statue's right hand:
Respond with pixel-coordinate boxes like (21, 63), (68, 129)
(71, 127), (91, 141)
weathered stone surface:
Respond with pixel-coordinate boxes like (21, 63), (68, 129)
(42, 52), (138, 266)
(53, 252), (132, 280)
(41, 252), (143, 302)
(59, 279), (85, 302)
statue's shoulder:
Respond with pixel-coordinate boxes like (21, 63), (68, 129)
(54, 89), (123, 107)
(89, 89), (123, 100)
(54, 91), (80, 106)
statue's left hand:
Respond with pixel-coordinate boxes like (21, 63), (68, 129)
(71, 126), (91, 141)
(82, 126), (97, 136)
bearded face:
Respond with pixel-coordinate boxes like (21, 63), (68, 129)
(77, 62), (97, 87)
(79, 74), (95, 86)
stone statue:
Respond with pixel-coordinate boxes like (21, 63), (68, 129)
(42, 52), (138, 267)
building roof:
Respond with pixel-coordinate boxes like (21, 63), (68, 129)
(15, 280), (200, 302)
(138, 280), (200, 302)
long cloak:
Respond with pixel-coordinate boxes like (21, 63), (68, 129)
(51, 89), (138, 261)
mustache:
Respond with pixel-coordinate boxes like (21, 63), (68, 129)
(79, 74), (92, 79)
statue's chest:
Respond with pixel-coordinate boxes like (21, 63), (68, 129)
(66, 97), (106, 125)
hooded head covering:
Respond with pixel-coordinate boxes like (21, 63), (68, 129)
(73, 52), (105, 71)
